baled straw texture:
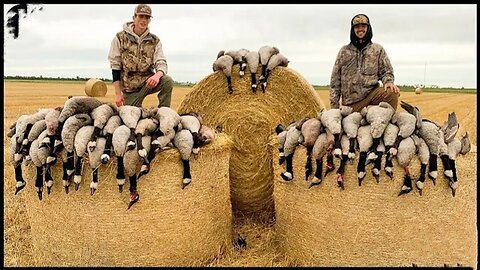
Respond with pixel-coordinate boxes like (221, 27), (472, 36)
(178, 66), (325, 217)
(21, 134), (234, 266)
(270, 137), (477, 267)
(415, 88), (423, 94)
(85, 78), (108, 97)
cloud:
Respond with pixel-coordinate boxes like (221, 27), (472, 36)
(4, 4), (476, 88)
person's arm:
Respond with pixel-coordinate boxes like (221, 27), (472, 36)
(108, 35), (125, 106)
(112, 70), (124, 107)
(145, 39), (168, 89)
(329, 49), (343, 109)
(378, 47), (400, 94)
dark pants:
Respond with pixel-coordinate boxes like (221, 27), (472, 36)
(347, 85), (400, 112)
(122, 74), (174, 107)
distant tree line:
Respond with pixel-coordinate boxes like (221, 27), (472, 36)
(4, 76), (472, 90)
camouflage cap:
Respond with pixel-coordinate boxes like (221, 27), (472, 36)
(134, 4), (152, 18)
(351, 14), (369, 26)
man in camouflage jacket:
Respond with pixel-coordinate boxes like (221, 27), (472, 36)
(108, 4), (173, 108)
(330, 14), (400, 112)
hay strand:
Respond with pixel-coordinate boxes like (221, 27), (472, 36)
(21, 134), (234, 266)
(178, 66), (325, 217)
(270, 137), (477, 267)
(85, 78), (108, 97)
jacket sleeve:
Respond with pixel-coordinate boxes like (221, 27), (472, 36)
(154, 40), (168, 75)
(329, 49), (343, 109)
(378, 47), (395, 85)
(108, 35), (122, 70)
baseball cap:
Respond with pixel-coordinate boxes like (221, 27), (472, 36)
(352, 14), (369, 26)
(135, 4), (152, 18)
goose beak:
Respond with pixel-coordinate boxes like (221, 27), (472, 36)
(398, 188), (412, 196)
(118, 185), (124, 193)
(14, 181), (26, 195)
(337, 174), (345, 190)
(127, 192), (140, 209)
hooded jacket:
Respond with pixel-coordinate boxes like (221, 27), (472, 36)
(108, 22), (168, 92)
(329, 18), (395, 109)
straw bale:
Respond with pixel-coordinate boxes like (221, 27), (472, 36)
(269, 136), (477, 267)
(85, 78), (108, 97)
(178, 65), (325, 217)
(415, 88), (423, 94)
(21, 134), (235, 266)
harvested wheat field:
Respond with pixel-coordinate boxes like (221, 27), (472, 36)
(3, 80), (477, 267)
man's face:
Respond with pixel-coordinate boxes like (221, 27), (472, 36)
(354, 24), (368, 39)
(133, 14), (151, 32)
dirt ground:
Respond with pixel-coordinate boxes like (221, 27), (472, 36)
(3, 81), (477, 266)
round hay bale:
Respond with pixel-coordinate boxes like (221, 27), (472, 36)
(85, 78), (108, 97)
(270, 138), (477, 267)
(178, 66), (325, 218)
(21, 134), (234, 266)
(415, 88), (423, 94)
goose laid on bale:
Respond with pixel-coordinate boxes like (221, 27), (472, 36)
(21, 119), (47, 162)
(382, 122), (400, 179)
(280, 117), (308, 181)
(112, 125), (131, 193)
(335, 134), (350, 189)
(275, 122), (296, 165)
(173, 129), (195, 189)
(225, 48), (249, 77)
(258, 45), (279, 92)
(341, 110), (364, 163)
(356, 124), (373, 186)
(87, 103), (117, 152)
(417, 119), (441, 185)
(397, 136), (417, 196)
(446, 132), (471, 197)
(245, 50), (260, 92)
(10, 135), (26, 195)
(119, 105), (146, 151)
(411, 134), (430, 196)
(300, 117), (323, 181)
(262, 53), (289, 92)
(72, 125), (95, 191)
(29, 130), (54, 200)
(100, 115), (122, 164)
(124, 135), (152, 209)
(60, 113), (93, 193)
(212, 53), (235, 94)
(87, 137), (107, 195)
(308, 128), (335, 189)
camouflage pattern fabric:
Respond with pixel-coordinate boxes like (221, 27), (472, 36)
(330, 42), (394, 109)
(116, 31), (159, 91)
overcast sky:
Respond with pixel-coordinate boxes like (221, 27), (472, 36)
(3, 4), (477, 88)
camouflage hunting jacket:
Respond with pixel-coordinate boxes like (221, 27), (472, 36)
(108, 22), (168, 92)
(329, 42), (395, 109)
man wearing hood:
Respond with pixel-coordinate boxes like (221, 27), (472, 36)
(329, 14), (400, 112)
(108, 4), (173, 108)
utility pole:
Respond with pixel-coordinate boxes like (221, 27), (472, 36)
(423, 61), (427, 87)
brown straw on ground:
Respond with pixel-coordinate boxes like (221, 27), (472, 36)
(270, 138), (477, 267)
(178, 65), (325, 219)
(21, 134), (234, 266)
(85, 78), (108, 97)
